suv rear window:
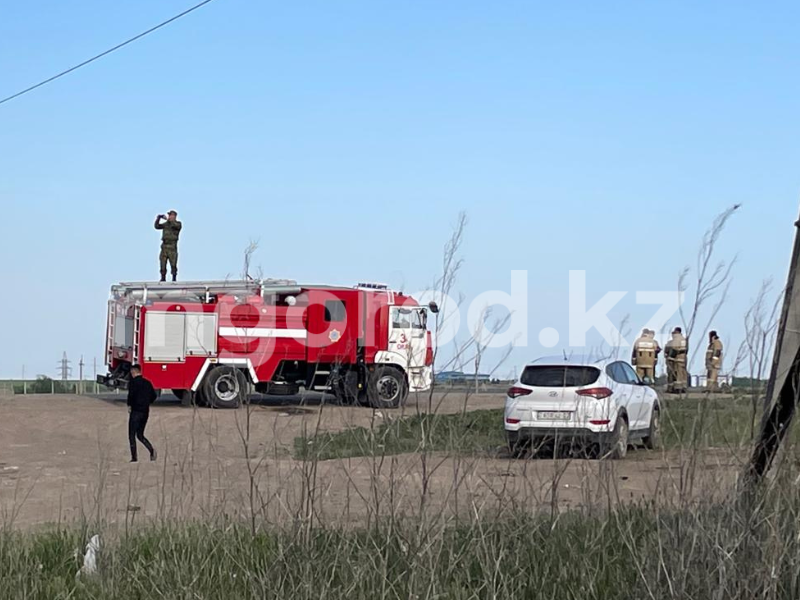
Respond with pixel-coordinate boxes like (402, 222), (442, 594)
(520, 365), (601, 388)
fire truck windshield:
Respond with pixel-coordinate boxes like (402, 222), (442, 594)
(392, 307), (425, 330)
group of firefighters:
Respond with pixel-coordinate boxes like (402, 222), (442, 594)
(632, 327), (724, 393)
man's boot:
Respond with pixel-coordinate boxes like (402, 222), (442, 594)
(160, 272), (167, 282)
(171, 272), (177, 282)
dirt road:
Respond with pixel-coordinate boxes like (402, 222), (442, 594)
(0, 392), (742, 529)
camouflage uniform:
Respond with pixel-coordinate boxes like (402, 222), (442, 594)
(155, 216), (182, 281)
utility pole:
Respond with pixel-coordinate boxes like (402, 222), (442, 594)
(56, 351), (72, 381)
(79, 356), (85, 395)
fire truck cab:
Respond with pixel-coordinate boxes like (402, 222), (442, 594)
(99, 279), (436, 409)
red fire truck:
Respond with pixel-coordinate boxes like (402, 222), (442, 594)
(98, 279), (437, 409)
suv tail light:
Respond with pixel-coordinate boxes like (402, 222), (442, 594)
(507, 386), (532, 399)
(576, 387), (613, 400)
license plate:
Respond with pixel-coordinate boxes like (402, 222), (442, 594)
(538, 411), (572, 421)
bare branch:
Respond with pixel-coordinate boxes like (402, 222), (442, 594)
(243, 239), (260, 280)
(679, 204), (741, 372)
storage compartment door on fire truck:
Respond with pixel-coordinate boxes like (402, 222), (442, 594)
(109, 300), (135, 360)
(389, 307), (427, 369)
(305, 290), (361, 365)
(143, 310), (218, 362)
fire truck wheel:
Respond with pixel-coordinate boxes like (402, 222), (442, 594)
(204, 367), (248, 409)
(173, 389), (206, 407)
(195, 387), (209, 407)
(173, 389), (193, 406)
(367, 366), (408, 409)
(332, 378), (365, 406)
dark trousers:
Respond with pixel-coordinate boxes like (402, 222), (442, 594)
(128, 410), (155, 461)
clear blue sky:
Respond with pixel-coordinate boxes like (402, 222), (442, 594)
(1, 0), (798, 379)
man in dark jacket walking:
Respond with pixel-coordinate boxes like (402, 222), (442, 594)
(127, 364), (158, 462)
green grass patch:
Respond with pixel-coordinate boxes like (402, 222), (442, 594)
(295, 409), (506, 461)
(661, 396), (757, 449)
(295, 396), (796, 461)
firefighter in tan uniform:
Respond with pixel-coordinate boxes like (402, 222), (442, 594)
(705, 330), (723, 391)
(651, 330), (662, 378)
(665, 326), (688, 393)
(632, 329), (660, 384)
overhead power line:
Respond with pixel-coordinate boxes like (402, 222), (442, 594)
(0, 0), (220, 107)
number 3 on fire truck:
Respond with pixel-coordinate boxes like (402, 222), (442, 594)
(395, 333), (408, 349)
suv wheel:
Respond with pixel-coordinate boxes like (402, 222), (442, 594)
(507, 432), (528, 458)
(602, 415), (628, 460)
(643, 405), (661, 450)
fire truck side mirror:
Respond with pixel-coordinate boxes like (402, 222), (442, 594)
(428, 301), (440, 314)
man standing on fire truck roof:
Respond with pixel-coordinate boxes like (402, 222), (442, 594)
(154, 210), (182, 282)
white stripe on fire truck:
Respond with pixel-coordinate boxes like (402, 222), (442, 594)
(218, 327), (307, 339)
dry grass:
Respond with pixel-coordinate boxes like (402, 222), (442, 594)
(4, 481), (800, 599)
(2, 390), (799, 599)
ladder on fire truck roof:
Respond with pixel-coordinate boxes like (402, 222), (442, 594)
(112, 279), (302, 301)
(111, 279), (400, 304)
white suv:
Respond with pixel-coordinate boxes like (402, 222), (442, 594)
(504, 355), (660, 459)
